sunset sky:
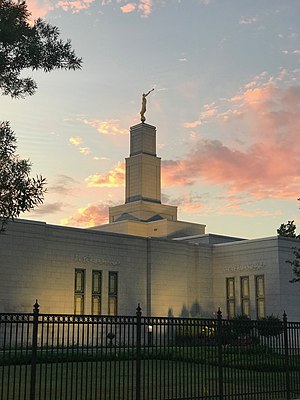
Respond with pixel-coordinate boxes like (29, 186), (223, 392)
(2, 0), (300, 239)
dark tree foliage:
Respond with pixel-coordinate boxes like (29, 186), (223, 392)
(277, 200), (300, 283)
(277, 220), (299, 238)
(0, 0), (82, 98)
(0, 122), (46, 231)
(287, 249), (300, 284)
(256, 315), (283, 337)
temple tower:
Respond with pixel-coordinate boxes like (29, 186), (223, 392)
(95, 121), (205, 238)
(126, 123), (161, 204)
(108, 122), (177, 224)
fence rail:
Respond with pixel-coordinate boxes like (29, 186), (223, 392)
(1, 302), (300, 400)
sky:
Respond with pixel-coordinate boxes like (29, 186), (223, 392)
(2, 0), (300, 239)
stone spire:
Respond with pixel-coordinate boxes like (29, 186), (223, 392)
(125, 123), (161, 204)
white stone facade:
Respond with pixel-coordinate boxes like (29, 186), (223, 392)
(0, 219), (299, 320)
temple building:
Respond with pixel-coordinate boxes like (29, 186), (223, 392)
(0, 121), (299, 320)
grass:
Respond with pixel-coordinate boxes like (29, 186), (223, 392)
(1, 360), (298, 400)
(1, 346), (300, 400)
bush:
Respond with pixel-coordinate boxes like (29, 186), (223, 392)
(256, 315), (283, 338)
(231, 314), (253, 338)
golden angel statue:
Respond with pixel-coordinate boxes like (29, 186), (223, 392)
(140, 88), (154, 123)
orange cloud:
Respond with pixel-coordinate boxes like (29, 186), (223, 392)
(79, 147), (90, 155)
(86, 162), (125, 187)
(164, 84), (300, 200)
(80, 118), (128, 136)
(69, 136), (83, 145)
(61, 203), (109, 227)
(183, 120), (202, 129)
(121, 3), (136, 13)
(56, 0), (95, 13)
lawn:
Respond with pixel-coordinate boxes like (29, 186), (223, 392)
(1, 345), (300, 400)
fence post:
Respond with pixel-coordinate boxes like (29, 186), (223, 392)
(30, 300), (39, 400)
(217, 308), (224, 400)
(283, 311), (291, 400)
(136, 304), (142, 400)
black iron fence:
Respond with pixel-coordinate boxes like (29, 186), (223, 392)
(1, 302), (300, 400)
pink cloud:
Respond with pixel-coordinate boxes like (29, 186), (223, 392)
(121, 3), (136, 13)
(27, 0), (53, 20)
(183, 120), (202, 129)
(62, 203), (109, 227)
(164, 84), (300, 200)
(138, 0), (152, 16)
(86, 162), (125, 187)
(183, 103), (217, 129)
(244, 81), (257, 89)
(56, 0), (95, 13)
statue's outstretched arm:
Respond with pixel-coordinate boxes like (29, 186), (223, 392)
(145, 88), (155, 97)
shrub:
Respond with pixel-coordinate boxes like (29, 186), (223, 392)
(256, 315), (283, 338)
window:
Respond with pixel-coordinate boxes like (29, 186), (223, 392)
(241, 276), (250, 317)
(92, 270), (102, 315)
(108, 272), (118, 316)
(74, 269), (85, 314)
(255, 275), (265, 319)
(226, 278), (235, 318)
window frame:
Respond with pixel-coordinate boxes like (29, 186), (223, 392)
(255, 274), (265, 319)
(108, 271), (118, 316)
(74, 269), (85, 315)
(92, 270), (102, 315)
(240, 276), (250, 317)
(226, 277), (235, 319)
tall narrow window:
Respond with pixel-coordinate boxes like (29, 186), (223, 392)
(92, 270), (102, 315)
(226, 278), (235, 318)
(108, 272), (118, 316)
(255, 275), (265, 319)
(74, 269), (85, 315)
(241, 276), (250, 317)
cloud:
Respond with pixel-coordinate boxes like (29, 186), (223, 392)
(164, 84), (300, 200)
(244, 81), (257, 89)
(86, 162), (125, 187)
(138, 0), (152, 16)
(56, 0), (95, 13)
(183, 120), (202, 129)
(69, 136), (90, 155)
(79, 118), (128, 136)
(183, 103), (217, 128)
(49, 174), (79, 195)
(27, 0), (53, 19)
(93, 156), (109, 161)
(69, 136), (83, 146)
(198, 0), (213, 5)
(239, 16), (257, 25)
(79, 147), (90, 155)
(121, 3), (136, 13)
(61, 203), (109, 227)
(29, 202), (65, 215)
